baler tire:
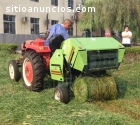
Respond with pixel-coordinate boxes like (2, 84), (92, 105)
(54, 85), (69, 104)
(22, 50), (45, 92)
(8, 60), (20, 82)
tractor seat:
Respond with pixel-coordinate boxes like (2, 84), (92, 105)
(49, 35), (64, 52)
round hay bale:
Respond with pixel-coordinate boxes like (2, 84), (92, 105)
(72, 76), (88, 103)
(73, 75), (117, 102)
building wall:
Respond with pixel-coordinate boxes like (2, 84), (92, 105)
(0, 0), (102, 48)
(0, 0), (82, 35)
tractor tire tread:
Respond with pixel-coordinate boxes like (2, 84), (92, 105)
(8, 60), (21, 82)
(22, 51), (45, 91)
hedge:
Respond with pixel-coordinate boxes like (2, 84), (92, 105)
(0, 43), (18, 52)
(125, 46), (140, 54)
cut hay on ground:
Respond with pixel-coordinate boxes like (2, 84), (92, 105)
(73, 74), (117, 103)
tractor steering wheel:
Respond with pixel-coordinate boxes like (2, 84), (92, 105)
(39, 32), (49, 40)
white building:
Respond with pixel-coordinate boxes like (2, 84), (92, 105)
(0, 0), (81, 44)
(0, 0), (102, 47)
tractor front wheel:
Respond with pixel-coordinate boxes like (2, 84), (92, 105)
(22, 50), (45, 92)
(8, 60), (20, 82)
(54, 85), (69, 104)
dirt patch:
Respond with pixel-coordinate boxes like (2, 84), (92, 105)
(124, 53), (140, 63)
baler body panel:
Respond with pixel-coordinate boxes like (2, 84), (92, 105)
(75, 37), (124, 50)
(61, 38), (85, 67)
(73, 50), (87, 71)
(61, 37), (125, 73)
(50, 49), (64, 81)
(118, 48), (125, 62)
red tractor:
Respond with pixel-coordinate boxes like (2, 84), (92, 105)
(8, 33), (63, 92)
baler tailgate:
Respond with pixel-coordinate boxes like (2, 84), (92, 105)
(87, 49), (118, 70)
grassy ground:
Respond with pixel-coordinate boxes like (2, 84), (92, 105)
(0, 50), (140, 125)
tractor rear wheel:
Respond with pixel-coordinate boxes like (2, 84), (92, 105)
(8, 60), (20, 82)
(22, 50), (45, 91)
(54, 85), (69, 104)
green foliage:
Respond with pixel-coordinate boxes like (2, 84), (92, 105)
(78, 0), (140, 39)
(0, 43), (18, 52)
(125, 46), (140, 54)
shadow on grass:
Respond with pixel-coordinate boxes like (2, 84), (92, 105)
(43, 76), (58, 89)
(114, 76), (128, 99)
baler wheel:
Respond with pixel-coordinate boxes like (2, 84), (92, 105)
(54, 85), (69, 104)
(8, 60), (20, 82)
(22, 50), (45, 92)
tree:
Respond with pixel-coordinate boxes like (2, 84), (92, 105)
(78, 0), (140, 41)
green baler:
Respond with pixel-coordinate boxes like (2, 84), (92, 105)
(50, 37), (125, 103)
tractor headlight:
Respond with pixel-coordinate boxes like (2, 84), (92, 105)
(39, 46), (44, 50)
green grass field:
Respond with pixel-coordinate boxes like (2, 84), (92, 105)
(0, 50), (140, 125)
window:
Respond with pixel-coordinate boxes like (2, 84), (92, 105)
(51, 0), (58, 6)
(68, 23), (73, 36)
(51, 20), (58, 25)
(30, 18), (39, 34)
(68, 0), (73, 9)
(3, 15), (15, 34)
(30, 0), (39, 2)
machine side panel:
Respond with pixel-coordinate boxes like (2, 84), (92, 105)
(75, 37), (124, 50)
(73, 50), (87, 71)
(61, 38), (85, 66)
(50, 49), (64, 81)
(118, 48), (125, 62)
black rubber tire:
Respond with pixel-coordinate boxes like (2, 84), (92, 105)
(54, 85), (69, 104)
(8, 60), (20, 82)
(22, 50), (45, 92)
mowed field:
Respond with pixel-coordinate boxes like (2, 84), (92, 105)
(0, 50), (140, 125)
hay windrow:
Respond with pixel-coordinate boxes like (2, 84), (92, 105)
(73, 74), (117, 102)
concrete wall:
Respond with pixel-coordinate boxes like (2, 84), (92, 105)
(0, 33), (38, 49)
